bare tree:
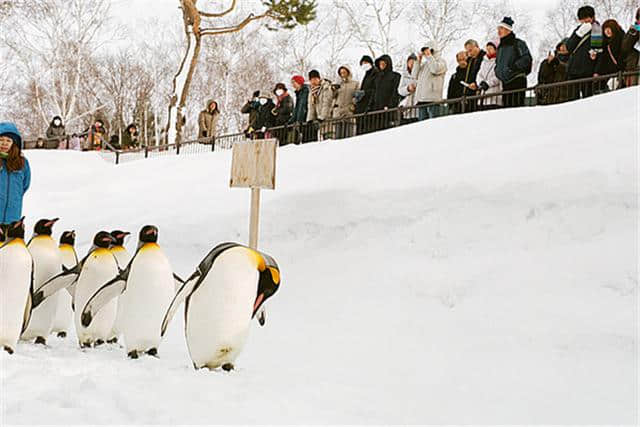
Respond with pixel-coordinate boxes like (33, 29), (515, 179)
(1, 0), (116, 133)
(334, 0), (407, 59)
(166, 0), (316, 144)
(476, 0), (533, 45)
(415, 0), (480, 56)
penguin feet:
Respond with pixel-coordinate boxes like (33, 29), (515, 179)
(146, 348), (158, 357)
(56, 331), (67, 338)
(94, 339), (105, 347)
(3, 345), (14, 355)
(221, 363), (235, 372)
(34, 336), (47, 346)
(127, 350), (139, 359)
(107, 337), (118, 344)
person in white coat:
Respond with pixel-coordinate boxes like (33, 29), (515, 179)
(476, 41), (503, 109)
(411, 44), (448, 121)
(398, 53), (418, 122)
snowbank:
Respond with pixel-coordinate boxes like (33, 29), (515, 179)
(2, 89), (638, 424)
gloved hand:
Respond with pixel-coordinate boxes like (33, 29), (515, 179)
(479, 81), (489, 92)
(576, 22), (592, 37)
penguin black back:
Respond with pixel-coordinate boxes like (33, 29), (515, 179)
(60, 231), (76, 246)
(110, 230), (130, 247)
(93, 231), (115, 249)
(139, 225), (159, 244)
(7, 218), (25, 239)
(34, 218), (59, 236)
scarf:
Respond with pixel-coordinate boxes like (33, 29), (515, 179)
(0, 152), (7, 159)
(311, 83), (322, 104)
(591, 21), (603, 52)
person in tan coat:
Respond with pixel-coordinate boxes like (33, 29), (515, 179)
(331, 65), (359, 139)
(198, 99), (220, 141)
(307, 70), (333, 122)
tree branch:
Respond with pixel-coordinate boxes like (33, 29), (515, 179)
(197, 0), (237, 17)
(200, 12), (272, 36)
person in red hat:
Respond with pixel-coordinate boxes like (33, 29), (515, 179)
(288, 75), (310, 144)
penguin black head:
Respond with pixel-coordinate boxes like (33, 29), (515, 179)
(253, 252), (281, 319)
(139, 225), (159, 244)
(34, 218), (59, 236)
(60, 230), (76, 246)
(7, 218), (26, 239)
(110, 230), (130, 246)
(93, 231), (115, 249)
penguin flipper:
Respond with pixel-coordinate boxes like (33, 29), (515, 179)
(161, 271), (201, 337)
(21, 262), (35, 333)
(80, 275), (127, 328)
(32, 266), (80, 309)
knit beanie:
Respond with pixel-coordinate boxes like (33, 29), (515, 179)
(498, 16), (514, 32)
(291, 75), (305, 86)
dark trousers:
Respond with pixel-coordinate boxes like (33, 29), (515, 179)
(502, 76), (527, 108)
(567, 77), (594, 100)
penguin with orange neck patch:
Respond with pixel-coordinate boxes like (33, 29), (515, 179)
(0, 218), (34, 354)
(81, 225), (181, 359)
(159, 243), (281, 371)
(51, 230), (77, 339)
(21, 218), (62, 345)
(107, 230), (131, 344)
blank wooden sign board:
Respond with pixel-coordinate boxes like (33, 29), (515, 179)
(230, 139), (277, 249)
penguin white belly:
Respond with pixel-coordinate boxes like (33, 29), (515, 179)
(109, 247), (131, 341)
(75, 249), (118, 344)
(51, 246), (76, 334)
(120, 245), (174, 352)
(0, 241), (32, 350)
(186, 250), (258, 369)
(22, 237), (62, 340)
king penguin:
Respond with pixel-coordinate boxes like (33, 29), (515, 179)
(50, 231), (77, 339)
(107, 230), (131, 344)
(73, 231), (119, 348)
(81, 225), (181, 358)
(0, 218), (34, 354)
(21, 218), (62, 345)
(160, 243), (281, 371)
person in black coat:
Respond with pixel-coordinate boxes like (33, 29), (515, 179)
(241, 90), (261, 137)
(536, 41), (570, 105)
(355, 55), (377, 135)
(462, 40), (486, 112)
(566, 5), (599, 99)
(447, 51), (469, 114)
(595, 19), (626, 91)
(252, 96), (276, 140)
(370, 54), (401, 131)
(621, 8), (640, 86)
(495, 17), (532, 108)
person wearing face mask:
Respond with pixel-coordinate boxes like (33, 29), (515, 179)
(252, 95), (276, 140)
(447, 51), (469, 114)
(271, 83), (293, 145)
(355, 56), (377, 135)
(621, 7), (640, 87)
(536, 40), (570, 105)
(46, 116), (66, 148)
(566, 6), (600, 99)
(241, 91), (262, 137)
(198, 99), (220, 142)
(411, 44), (448, 121)
(0, 122), (30, 236)
(476, 41), (502, 110)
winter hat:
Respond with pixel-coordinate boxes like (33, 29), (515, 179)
(337, 65), (351, 77)
(308, 69), (321, 80)
(274, 82), (287, 94)
(291, 75), (305, 86)
(486, 40), (499, 49)
(577, 5), (595, 20)
(360, 55), (374, 66)
(498, 16), (514, 32)
(0, 122), (23, 150)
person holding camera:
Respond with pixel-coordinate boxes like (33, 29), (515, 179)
(411, 44), (447, 121)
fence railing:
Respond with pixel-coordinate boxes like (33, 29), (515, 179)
(24, 71), (639, 164)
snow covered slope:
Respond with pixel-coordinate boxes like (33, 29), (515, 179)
(2, 88), (638, 424)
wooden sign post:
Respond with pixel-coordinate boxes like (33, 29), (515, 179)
(230, 139), (277, 249)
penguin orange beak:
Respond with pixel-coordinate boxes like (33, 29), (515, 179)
(45, 218), (59, 227)
(253, 293), (265, 316)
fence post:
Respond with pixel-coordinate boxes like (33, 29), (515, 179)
(176, 142), (181, 156)
(212, 136), (216, 152)
(115, 151), (120, 165)
(460, 96), (466, 114)
(144, 146), (149, 158)
(617, 71), (624, 89)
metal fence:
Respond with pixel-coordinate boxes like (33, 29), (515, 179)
(24, 71), (639, 164)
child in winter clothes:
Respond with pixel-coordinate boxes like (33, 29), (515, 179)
(476, 41), (502, 109)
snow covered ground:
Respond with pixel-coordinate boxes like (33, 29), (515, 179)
(1, 88), (638, 424)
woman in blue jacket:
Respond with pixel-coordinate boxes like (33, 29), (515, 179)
(0, 122), (30, 239)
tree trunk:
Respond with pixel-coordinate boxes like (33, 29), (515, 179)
(166, 19), (202, 145)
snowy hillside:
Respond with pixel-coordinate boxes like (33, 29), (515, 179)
(2, 88), (638, 424)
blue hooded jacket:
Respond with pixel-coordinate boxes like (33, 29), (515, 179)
(0, 122), (31, 224)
